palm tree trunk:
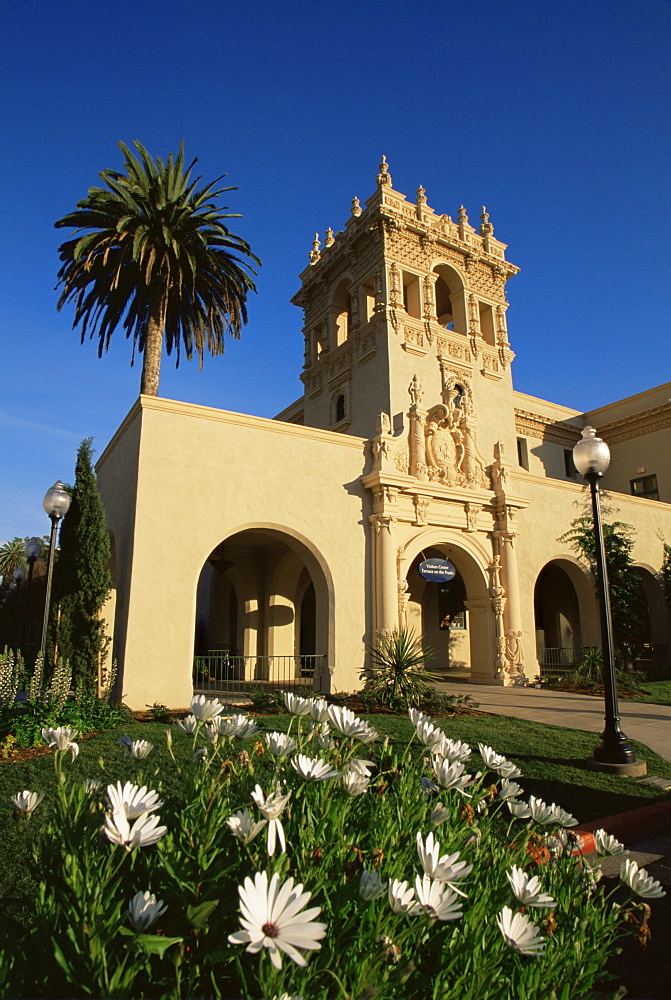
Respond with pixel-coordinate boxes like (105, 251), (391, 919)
(140, 306), (164, 396)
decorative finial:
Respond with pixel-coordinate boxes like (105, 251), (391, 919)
(351, 196), (362, 217)
(309, 233), (321, 264)
(324, 227), (335, 247)
(458, 205), (468, 224)
(416, 185), (427, 206)
(480, 205), (493, 236)
(377, 155), (392, 186)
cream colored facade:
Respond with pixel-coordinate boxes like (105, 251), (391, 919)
(97, 160), (671, 708)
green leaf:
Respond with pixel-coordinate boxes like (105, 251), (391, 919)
(186, 898), (219, 928)
(134, 934), (183, 958)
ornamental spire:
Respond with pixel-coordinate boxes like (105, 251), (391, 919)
(309, 233), (321, 264)
(351, 196), (362, 217)
(480, 206), (494, 236)
(377, 155), (392, 187)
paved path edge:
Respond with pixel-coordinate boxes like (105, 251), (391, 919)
(573, 798), (671, 853)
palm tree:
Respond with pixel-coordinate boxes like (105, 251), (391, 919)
(0, 539), (26, 584)
(55, 141), (260, 396)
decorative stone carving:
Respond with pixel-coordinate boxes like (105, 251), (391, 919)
(465, 502), (482, 532)
(409, 374), (424, 406)
(351, 196), (362, 217)
(377, 155), (392, 186)
(487, 554), (504, 597)
(373, 270), (385, 314)
(413, 495), (430, 526)
(309, 233), (321, 264)
(324, 227), (335, 248)
(491, 441), (510, 497)
(479, 206), (494, 237)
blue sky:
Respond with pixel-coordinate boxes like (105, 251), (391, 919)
(1, 0), (670, 543)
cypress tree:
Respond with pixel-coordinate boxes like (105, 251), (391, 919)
(54, 439), (111, 692)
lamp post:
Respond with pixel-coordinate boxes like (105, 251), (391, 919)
(572, 427), (646, 777)
(39, 482), (71, 672)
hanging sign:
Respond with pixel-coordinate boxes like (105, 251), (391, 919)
(418, 558), (456, 582)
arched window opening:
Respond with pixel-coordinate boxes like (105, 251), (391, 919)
(332, 279), (352, 346)
(402, 271), (421, 319)
(478, 301), (496, 345)
(335, 394), (346, 423)
(432, 264), (466, 332)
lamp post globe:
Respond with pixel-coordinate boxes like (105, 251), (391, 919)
(39, 482), (72, 676)
(572, 428), (646, 776)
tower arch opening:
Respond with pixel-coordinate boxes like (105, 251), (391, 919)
(432, 264), (467, 332)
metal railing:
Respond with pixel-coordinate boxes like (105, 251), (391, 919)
(537, 647), (582, 677)
(193, 653), (326, 696)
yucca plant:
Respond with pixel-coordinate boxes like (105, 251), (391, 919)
(364, 627), (440, 708)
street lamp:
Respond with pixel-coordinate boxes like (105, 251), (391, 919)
(39, 482), (71, 672)
(572, 427), (647, 776)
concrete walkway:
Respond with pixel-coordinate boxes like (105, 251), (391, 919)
(434, 680), (671, 762)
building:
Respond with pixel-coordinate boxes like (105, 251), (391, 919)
(97, 160), (671, 709)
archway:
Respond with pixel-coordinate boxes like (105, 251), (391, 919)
(193, 527), (331, 694)
(400, 533), (493, 683)
(633, 564), (669, 677)
(533, 560), (587, 675)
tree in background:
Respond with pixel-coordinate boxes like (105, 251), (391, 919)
(559, 517), (649, 668)
(55, 140), (260, 397)
(0, 539), (27, 585)
(53, 439), (111, 692)
(662, 542), (671, 613)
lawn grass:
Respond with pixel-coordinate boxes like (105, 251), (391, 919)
(628, 679), (671, 705)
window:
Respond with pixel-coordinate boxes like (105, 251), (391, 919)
(517, 437), (529, 470)
(335, 394), (346, 423)
(564, 449), (577, 478)
(631, 475), (659, 501)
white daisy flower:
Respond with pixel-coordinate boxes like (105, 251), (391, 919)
(106, 781), (163, 819)
(528, 796), (558, 825)
(41, 726), (79, 758)
(211, 714), (261, 739)
(594, 829), (628, 857)
(174, 715), (198, 735)
(506, 865), (556, 908)
(388, 878), (420, 915)
(432, 757), (474, 792)
(408, 707), (431, 728)
(549, 803), (578, 828)
(414, 875), (463, 922)
(228, 870), (326, 969)
(497, 905), (545, 955)
(83, 778), (102, 794)
(507, 798), (532, 819)
(326, 705), (377, 742)
(123, 738), (154, 760)
(347, 758), (375, 775)
(430, 802), (451, 827)
(342, 771), (370, 796)
(128, 890), (167, 931)
(251, 783), (292, 856)
(103, 809), (167, 851)
(497, 779), (523, 801)
(265, 731), (297, 757)
(11, 790), (44, 813)
(309, 698), (330, 722)
(436, 737), (472, 763)
(415, 720), (446, 749)
(416, 832), (472, 894)
(190, 695), (224, 722)
(284, 692), (313, 716)
(421, 776), (439, 795)
(309, 722), (336, 750)
(359, 869), (386, 901)
(619, 859), (666, 899)
(497, 760), (523, 779)
(290, 754), (340, 782)
(204, 725), (220, 745)
(227, 808), (267, 844)
(477, 744), (507, 770)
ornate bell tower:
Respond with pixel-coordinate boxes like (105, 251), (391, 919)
(291, 156), (520, 447)
(292, 159), (531, 686)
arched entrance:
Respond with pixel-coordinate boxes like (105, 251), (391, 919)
(534, 559), (589, 676)
(400, 535), (494, 684)
(193, 527), (331, 695)
(633, 565), (669, 677)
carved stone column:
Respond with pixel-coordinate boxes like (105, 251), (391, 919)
(370, 514), (399, 634)
(497, 528), (526, 685)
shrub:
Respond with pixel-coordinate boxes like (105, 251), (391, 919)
(363, 628), (440, 709)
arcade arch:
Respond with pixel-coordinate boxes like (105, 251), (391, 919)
(194, 527), (332, 690)
(533, 558), (595, 672)
(399, 534), (494, 682)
